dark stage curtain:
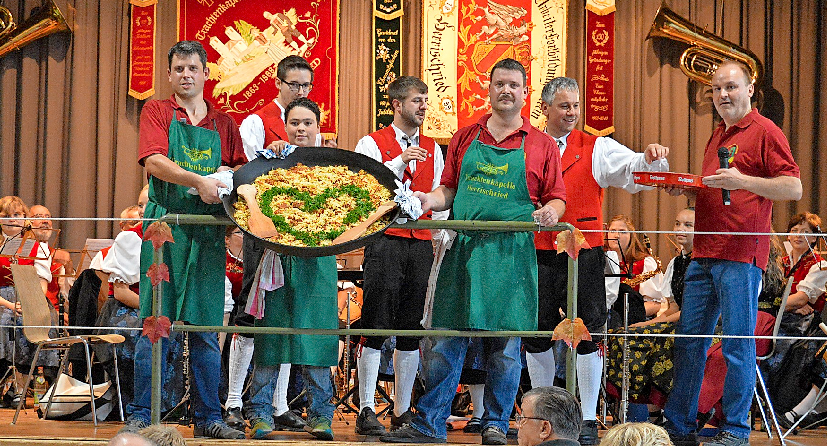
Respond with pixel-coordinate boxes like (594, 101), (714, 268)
(0, 0), (824, 262)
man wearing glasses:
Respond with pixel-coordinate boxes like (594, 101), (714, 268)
(517, 387), (582, 446)
(239, 55), (328, 159)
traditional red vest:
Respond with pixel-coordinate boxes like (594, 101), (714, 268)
(785, 252), (826, 313)
(254, 101), (288, 148)
(0, 238), (38, 287)
(369, 125), (435, 240)
(535, 129), (603, 250)
(226, 251), (243, 301)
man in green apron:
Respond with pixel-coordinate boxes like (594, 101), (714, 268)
(382, 58), (566, 445)
(244, 98), (339, 441)
(123, 41), (247, 439)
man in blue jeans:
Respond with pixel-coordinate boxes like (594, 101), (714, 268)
(663, 60), (801, 446)
(380, 58), (566, 445)
(122, 40), (246, 439)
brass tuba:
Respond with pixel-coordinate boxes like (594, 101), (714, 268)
(0, 0), (71, 59)
(646, 5), (763, 86)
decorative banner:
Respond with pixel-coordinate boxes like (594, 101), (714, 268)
(178, 0), (339, 136)
(422, 0), (567, 140)
(372, 0), (403, 131)
(128, 0), (157, 100)
(583, 0), (615, 136)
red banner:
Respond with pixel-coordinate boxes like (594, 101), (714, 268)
(456, 0), (534, 130)
(177, 0), (339, 135)
(128, 0), (156, 100)
(584, 5), (615, 136)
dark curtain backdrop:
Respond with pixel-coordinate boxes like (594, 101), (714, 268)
(1, 0), (824, 262)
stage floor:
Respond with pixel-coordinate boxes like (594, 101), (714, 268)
(0, 406), (824, 445)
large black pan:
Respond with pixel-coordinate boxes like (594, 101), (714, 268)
(223, 146), (401, 257)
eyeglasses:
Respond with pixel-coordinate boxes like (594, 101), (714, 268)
(515, 414), (547, 426)
(280, 79), (313, 93)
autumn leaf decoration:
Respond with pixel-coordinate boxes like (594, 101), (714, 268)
(143, 221), (174, 249)
(556, 228), (590, 260)
(146, 263), (169, 286)
(552, 317), (592, 349)
(142, 221), (175, 343)
(143, 316), (172, 343)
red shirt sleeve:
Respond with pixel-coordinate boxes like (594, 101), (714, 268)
(137, 100), (172, 165)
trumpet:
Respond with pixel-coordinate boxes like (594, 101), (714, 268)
(0, 0), (71, 59)
(646, 5), (763, 86)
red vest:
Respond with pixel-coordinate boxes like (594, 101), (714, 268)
(0, 239), (38, 287)
(369, 125), (436, 240)
(785, 252), (826, 313)
(226, 251), (243, 300)
(254, 101), (288, 148)
(535, 129), (603, 250)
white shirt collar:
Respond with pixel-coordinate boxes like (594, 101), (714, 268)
(391, 123), (419, 148)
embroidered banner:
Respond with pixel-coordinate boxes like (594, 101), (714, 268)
(177, 0), (339, 135)
(128, 0), (156, 100)
(373, 0), (403, 131)
(421, 0), (567, 140)
(583, 0), (615, 136)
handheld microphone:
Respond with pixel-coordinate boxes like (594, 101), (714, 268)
(717, 147), (731, 205)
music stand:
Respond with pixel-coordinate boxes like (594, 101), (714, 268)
(74, 239), (114, 277)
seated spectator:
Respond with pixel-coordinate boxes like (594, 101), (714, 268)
(604, 214), (663, 327)
(107, 432), (156, 446)
(0, 196), (59, 402)
(606, 209), (694, 416)
(760, 212), (827, 429)
(517, 386), (582, 446)
(92, 205), (144, 408)
(599, 422), (672, 446)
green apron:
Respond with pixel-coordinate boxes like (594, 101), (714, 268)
(139, 111), (224, 326)
(432, 130), (538, 331)
(254, 255), (339, 367)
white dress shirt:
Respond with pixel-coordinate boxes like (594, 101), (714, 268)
(556, 133), (670, 192)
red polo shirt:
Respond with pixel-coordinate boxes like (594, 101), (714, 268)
(442, 114), (566, 206)
(694, 109), (799, 270)
(138, 95), (246, 168)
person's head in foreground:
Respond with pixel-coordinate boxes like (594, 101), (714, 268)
(138, 424), (187, 446)
(599, 422), (673, 446)
(518, 386), (583, 446)
(107, 432), (156, 446)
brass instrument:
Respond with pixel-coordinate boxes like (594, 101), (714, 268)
(0, 0), (71, 59)
(621, 234), (663, 287)
(646, 5), (763, 86)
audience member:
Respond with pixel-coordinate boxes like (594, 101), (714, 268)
(138, 424), (186, 446)
(599, 422), (672, 446)
(517, 386), (582, 446)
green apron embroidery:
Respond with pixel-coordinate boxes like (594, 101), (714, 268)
(432, 130), (539, 331)
(139, 111), (224, 326)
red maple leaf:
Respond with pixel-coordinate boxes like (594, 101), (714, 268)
(142, 316), (171, 343)
(556, 228), (590, 260)
(146, 263), (170, 286)
(143, 221), (174, 249)
(551, 317), (592, 349)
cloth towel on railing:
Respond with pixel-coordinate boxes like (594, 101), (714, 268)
(421, 230), (456, 329)
(244, 249), (284, 319)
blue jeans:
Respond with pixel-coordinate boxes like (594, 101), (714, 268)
(127, 331), (222, 427)
(663, 259), (761, 439)
(410, 336), (521, 439)
(248, 365), (334, 423)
